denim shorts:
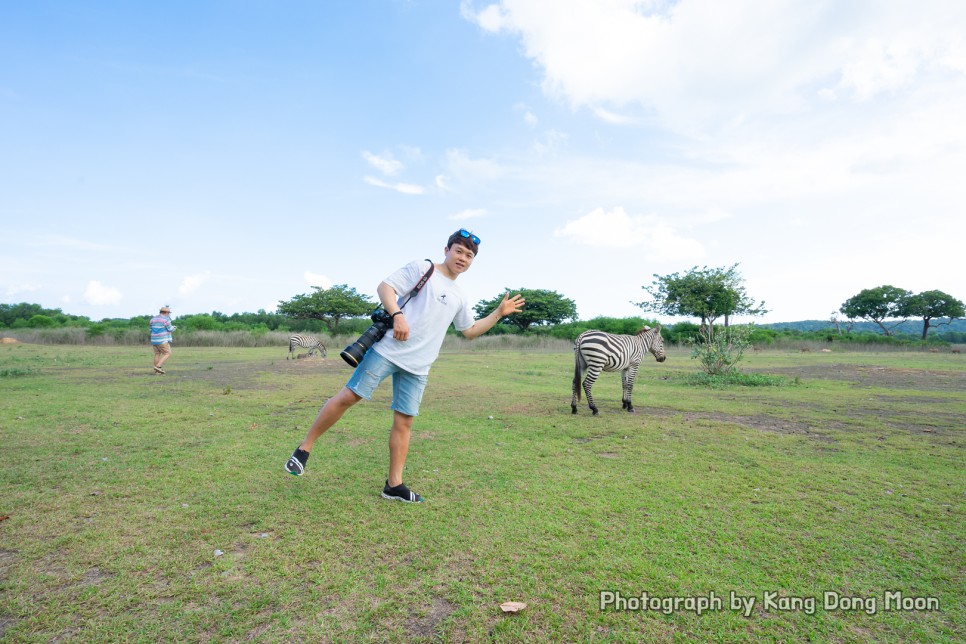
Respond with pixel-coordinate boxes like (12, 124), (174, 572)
(345, 349), (427, 417)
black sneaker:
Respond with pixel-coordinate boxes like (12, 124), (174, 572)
(285, 447), (309, 476)
(381, 480), (423, 503)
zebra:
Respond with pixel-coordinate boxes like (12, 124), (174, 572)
(288, 334), (327, 359)
(571, 326), (666, 415)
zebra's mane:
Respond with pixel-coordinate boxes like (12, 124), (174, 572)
(635, 326), (653, 335)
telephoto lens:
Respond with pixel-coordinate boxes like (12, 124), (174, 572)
(340, 310), (394, 367)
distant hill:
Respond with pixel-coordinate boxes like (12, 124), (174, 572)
(761, 318), (966, 335)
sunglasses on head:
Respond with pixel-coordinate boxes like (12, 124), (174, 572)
(459, 229), (481, 245)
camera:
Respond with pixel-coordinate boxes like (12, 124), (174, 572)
(340, 309), (394, 367)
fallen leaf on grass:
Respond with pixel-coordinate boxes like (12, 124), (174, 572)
(500, 601), (527, 613)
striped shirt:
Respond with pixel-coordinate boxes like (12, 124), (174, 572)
(149, 315), (175, 345)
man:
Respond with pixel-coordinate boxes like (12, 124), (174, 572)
(149, 306), (176, 374)
(285, 229), (525, 503)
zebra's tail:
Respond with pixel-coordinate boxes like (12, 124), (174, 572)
(574, 346), (584, 402)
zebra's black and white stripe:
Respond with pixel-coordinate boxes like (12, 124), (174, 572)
(571, 326), (666, 415)
(288, 334), (327, 359)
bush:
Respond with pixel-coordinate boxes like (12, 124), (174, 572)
(666, 321), (701, 345)
(27, 315), (57, 328)
(178, 314), (222, 331)
(534, 317), (660, 342)
(747, 326), (778, 346)
(87, 323), (108, 338)
(689, 325), (751, 376)
(682, 372), (789, 388)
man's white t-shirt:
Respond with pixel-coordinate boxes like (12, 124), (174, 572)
(372, 259), (475, 375)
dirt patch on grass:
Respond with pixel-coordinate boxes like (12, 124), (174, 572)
(831, 407), (964, 435)
(78, 567), (112, 586)
(0, 549), (18, 580)
(155, 356), (347, 390)
(648, 399), (965, 439)
(759, 364), (966, 392)
(406, 596), (457, 639)
(650, 409), (834, 440)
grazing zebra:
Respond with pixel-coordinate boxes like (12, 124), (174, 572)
(288, 334), (327, 359)
(571, 326), (666, 415)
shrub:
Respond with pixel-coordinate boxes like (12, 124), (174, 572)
(667, 321), (701, 345)
(747, 326), (777, 346)
(178, 314), (222, 331)
(27, 315), (57, 328)
(689, 325), (751, 376)
(682, 372), (788, 388)
(87, 323), (108, 338)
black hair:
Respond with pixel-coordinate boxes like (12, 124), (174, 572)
(447, 229), (480, 256)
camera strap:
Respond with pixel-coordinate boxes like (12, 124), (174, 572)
(398, 259), (435, 309)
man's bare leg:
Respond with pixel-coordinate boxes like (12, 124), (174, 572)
(387, 410), (415, 487)
(301, 387), (363, 452)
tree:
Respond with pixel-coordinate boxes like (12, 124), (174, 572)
(0, 302), (82, 328)
(900, 290), (964, 340)
(474, 288), (577, 332)
(1, 303), (42, 327)
(635, 264), (767, 333)
(277, 284), (375, 332)
(27, 314), (57, 328)
(177, 313), (221, 331)
(839, 285), (911, 336)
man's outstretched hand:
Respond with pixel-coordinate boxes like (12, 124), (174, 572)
(497, 292), (526, 316)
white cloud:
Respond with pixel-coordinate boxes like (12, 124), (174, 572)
(592, 107), (639, 125)
(461, 0), (507, 31)
(5, 283), (41, 296)
(450, 208), (488, 221)
(514, 102), (539, 127)
(530, 129), (569, 156)
(364, 176), (425, 195)
(304, 271), (332, 289)
(836, 38), (921, 102)
(554, 207), (704, 261)
(440, 149), (504, 189)
(179, 272), (212, 296)
(697, 207), (731, 224)
(464, 0), (966, 134)
(84, 280), (122, 306)
(362, 150), (403, 176)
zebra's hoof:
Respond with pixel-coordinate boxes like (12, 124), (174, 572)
(626, 407), (636, 413)
(591, 409), (599, 416)
(571, 407), (577, 415)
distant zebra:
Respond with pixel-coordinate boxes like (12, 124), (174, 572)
(288, 334), (327, 359)
(572, 326), (666, 415)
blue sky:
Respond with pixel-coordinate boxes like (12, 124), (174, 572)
(3, 1), (964, 324)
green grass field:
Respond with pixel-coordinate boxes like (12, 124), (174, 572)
(1, 342), (963, 642)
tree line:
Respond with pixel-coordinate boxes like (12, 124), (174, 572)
(2, 266), (962, 345)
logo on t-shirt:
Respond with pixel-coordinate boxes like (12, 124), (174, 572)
(437, 294), (448, 305)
